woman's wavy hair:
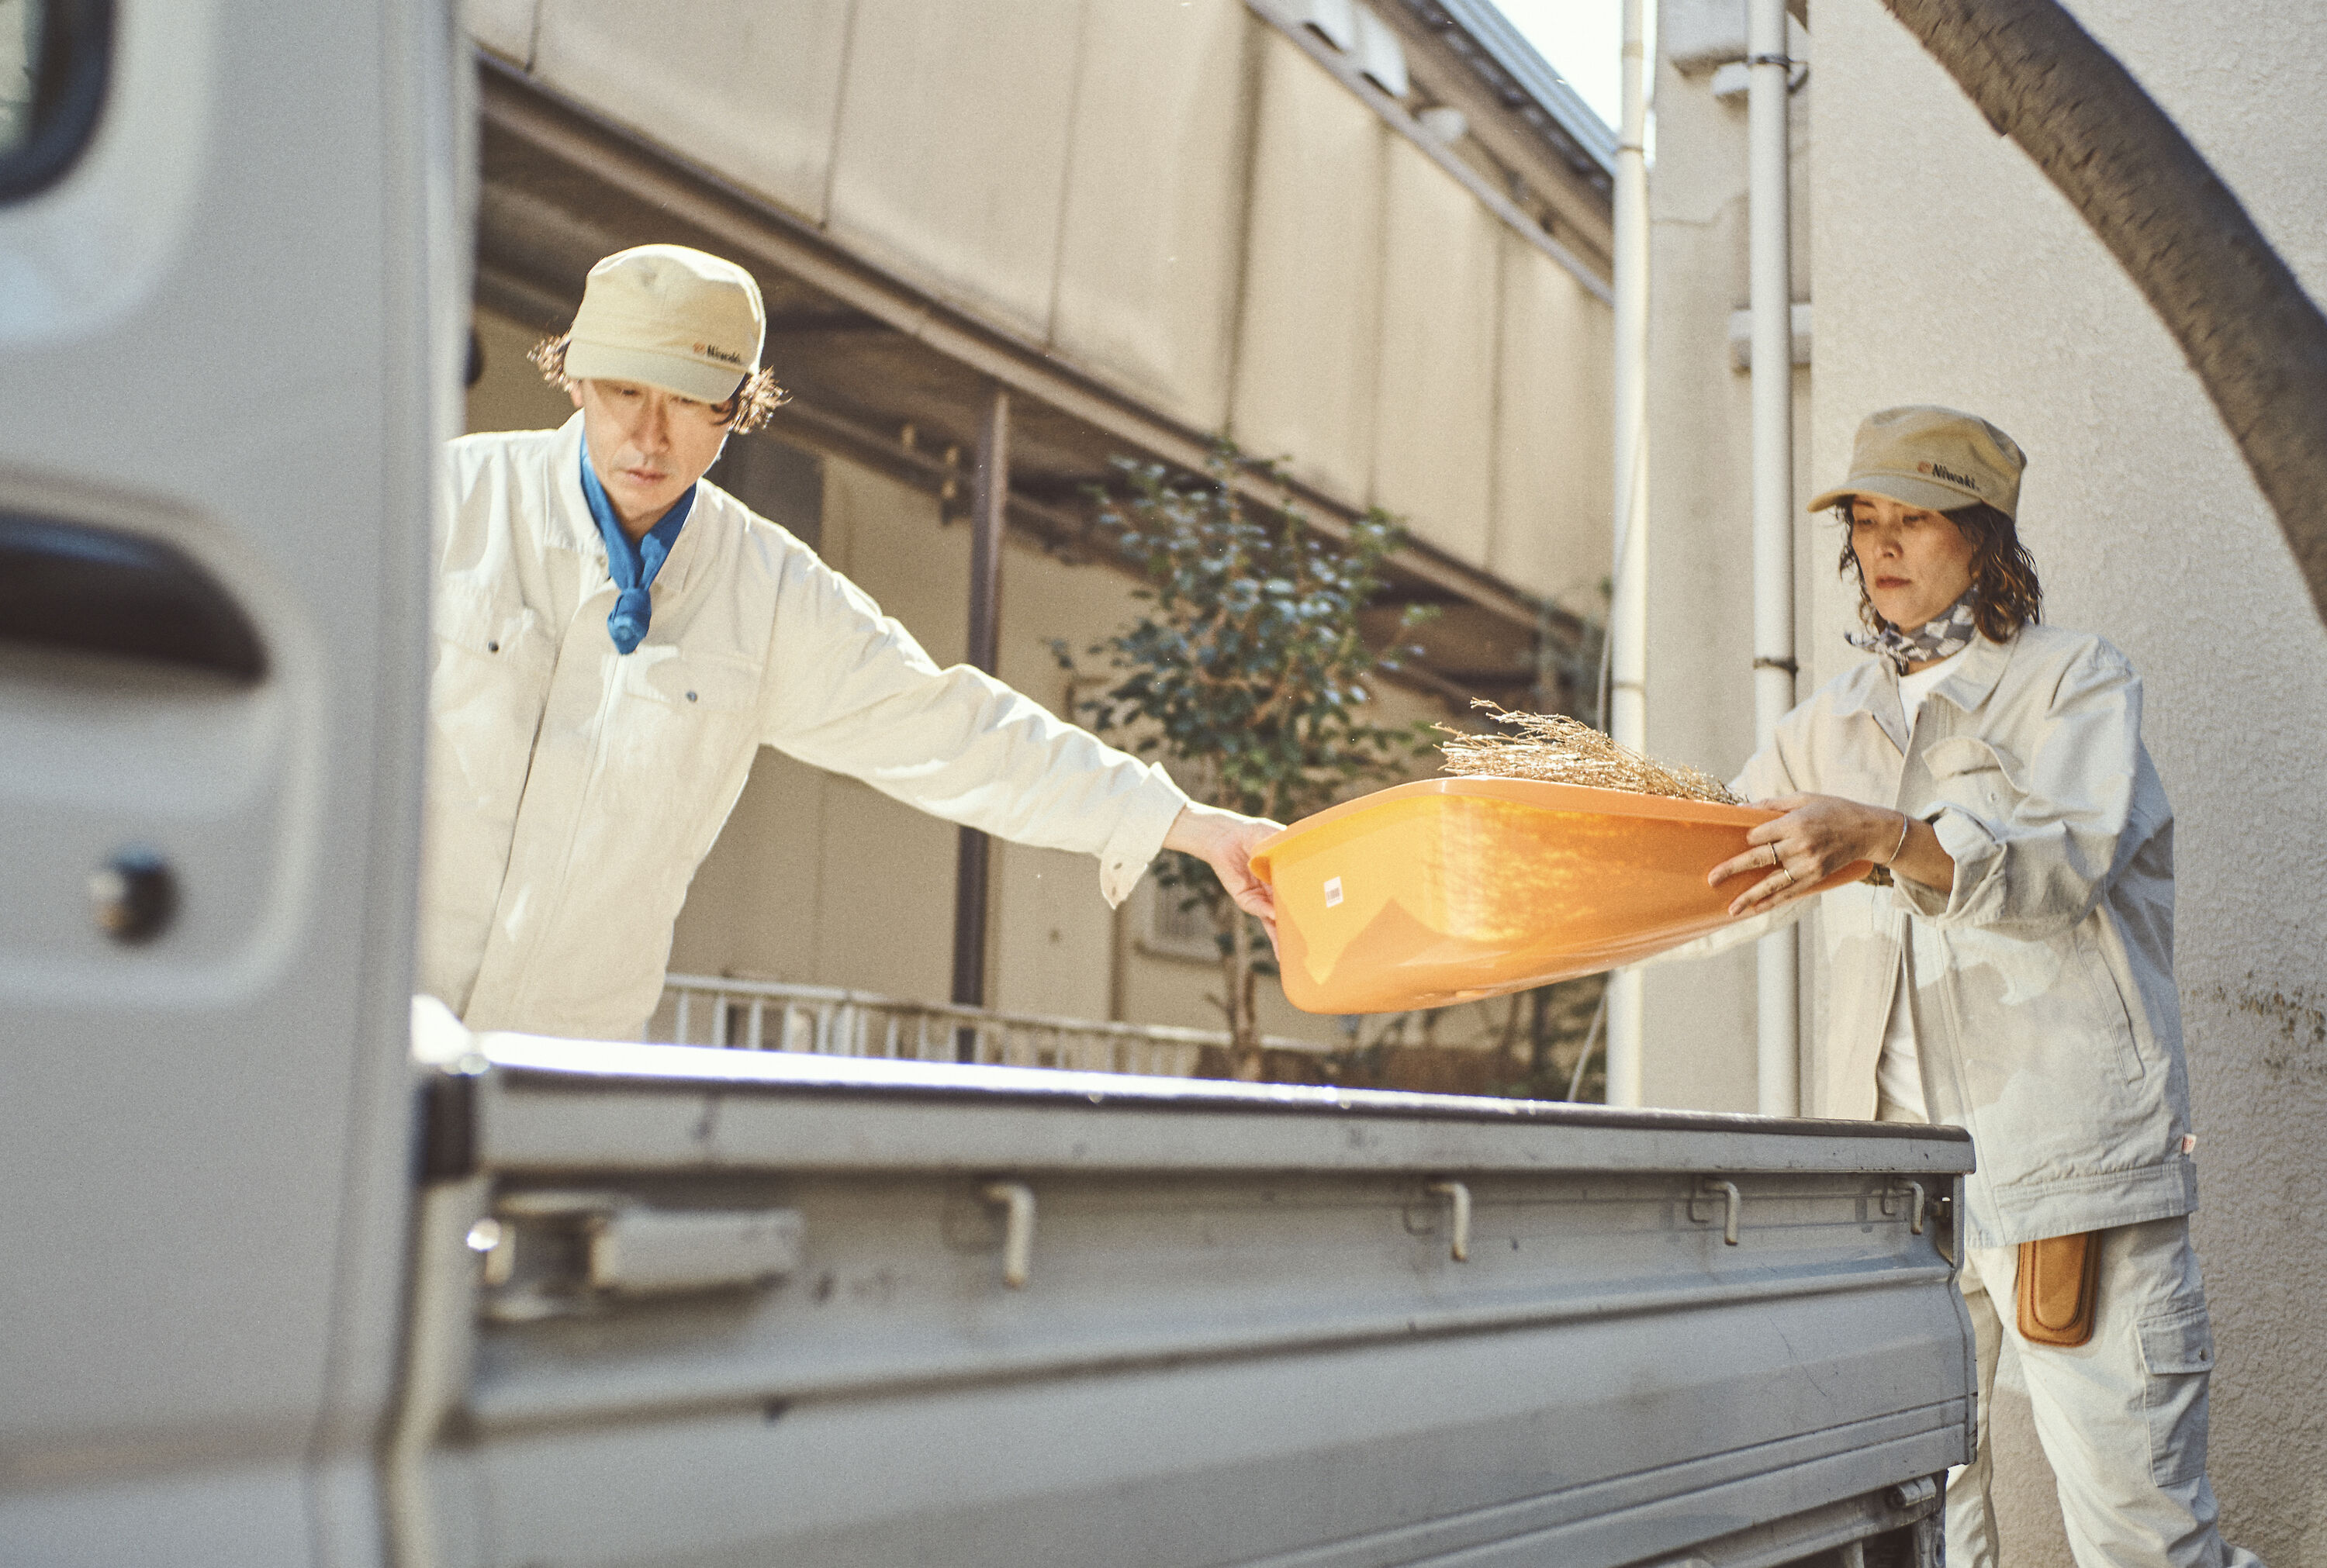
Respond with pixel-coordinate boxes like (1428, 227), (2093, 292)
(1834, 499), (2042, 642)
(528, 332), (787, 434)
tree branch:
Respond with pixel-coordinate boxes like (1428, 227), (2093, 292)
(1882, 0), (2327, 625)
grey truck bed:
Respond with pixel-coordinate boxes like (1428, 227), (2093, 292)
(393, 1038), (1975, 1568)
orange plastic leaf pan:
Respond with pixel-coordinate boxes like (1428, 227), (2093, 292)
(1248, 778), (1871, 1014)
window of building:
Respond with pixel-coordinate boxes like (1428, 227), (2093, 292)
(1138, 876), (1226, 965)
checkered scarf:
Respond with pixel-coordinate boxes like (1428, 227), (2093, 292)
(1847, 589), (1979, 674)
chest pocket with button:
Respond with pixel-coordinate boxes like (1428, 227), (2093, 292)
(1923, 734), (2024, 820)
(597, 645), (763, 823)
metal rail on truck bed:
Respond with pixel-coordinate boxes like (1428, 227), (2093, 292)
(396, 1040), (1974, 1568)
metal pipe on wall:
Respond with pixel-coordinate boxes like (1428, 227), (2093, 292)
(1748, 0), (1800, 1117)
(951, 385), (1010, 1058)
(1604, 0), (1651, 1108)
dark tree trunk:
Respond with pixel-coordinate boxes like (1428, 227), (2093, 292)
(1879, 0), (2327, 627)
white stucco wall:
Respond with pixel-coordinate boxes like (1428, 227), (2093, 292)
(1808, 2), (2327, 1560)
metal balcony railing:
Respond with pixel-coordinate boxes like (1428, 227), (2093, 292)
(654, 973), (1327, 1079)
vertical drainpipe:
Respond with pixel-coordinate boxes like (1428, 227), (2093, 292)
(952, 385), (1010, 1060)
(1604, 0), (1651, 1108)
(1748, 0), (1799, 1117)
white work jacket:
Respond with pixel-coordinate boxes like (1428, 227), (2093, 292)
(419, 416), (1188, 1040)
(1694, 625), (2195, 1248)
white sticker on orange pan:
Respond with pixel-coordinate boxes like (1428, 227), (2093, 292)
(1323, 876), (1344, 908)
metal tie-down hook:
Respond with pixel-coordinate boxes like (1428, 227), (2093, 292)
(1881, 1179), (1928, 1235)
(982, 1181), (1036, 1288)
(1694, 1178), (1743, 1245)
(1426, 1180), (1471, 1262)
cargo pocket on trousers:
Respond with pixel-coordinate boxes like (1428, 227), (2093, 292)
(2137, 1304), (2214, 1487)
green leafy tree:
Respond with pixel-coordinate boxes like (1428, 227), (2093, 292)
(1060, 443), (1436, 1078)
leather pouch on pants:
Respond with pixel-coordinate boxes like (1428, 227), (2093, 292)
(2018, 1230), (2103, 1347)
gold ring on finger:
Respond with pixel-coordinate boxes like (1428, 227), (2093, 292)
(1780, 864), (1796, 888)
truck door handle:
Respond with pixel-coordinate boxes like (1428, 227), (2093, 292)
(475, 1190), (804, 1320)
(0, 512), (265, 682)
(586, 1207), (805, 1296)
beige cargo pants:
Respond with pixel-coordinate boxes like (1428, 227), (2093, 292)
(1948, 1220), (2263, 1568)
(1877, 1098), (2261, 1567)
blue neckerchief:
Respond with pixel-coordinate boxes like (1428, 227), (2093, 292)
(579, 447), (694, 654)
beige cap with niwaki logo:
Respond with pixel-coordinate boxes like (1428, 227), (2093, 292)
(564, 244), (766, 405)
(1807, 405), (2026, 520)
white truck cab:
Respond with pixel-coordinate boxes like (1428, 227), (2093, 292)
(0, 5), (1971, 1565)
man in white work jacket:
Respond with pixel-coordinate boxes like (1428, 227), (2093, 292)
(420, 244), (1276, 1040)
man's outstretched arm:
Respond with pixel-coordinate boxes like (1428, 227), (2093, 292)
(762, 546), (1296, 921)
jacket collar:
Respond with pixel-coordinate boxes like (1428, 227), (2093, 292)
(1828, 629), (2017, 753)
(548, 414), (606, 566)
(1926, 629), (2015, 716)
(653, 480), (711, 599)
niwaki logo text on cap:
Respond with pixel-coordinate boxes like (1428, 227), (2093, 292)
(1917, 460), (1980, 492)
(694, 341), (746, 368)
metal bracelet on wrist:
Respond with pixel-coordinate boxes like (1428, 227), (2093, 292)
(1883, 813), (1912, 865)
(1864, 813), (1912, 888)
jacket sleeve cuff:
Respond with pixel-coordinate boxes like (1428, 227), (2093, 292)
(1894, 805), (2001, 922)
(1097, 767), (1192, 908)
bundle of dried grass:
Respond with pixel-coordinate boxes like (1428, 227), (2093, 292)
(1437, 701), (1740, 805)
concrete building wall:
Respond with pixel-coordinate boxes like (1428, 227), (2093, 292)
(1372, 135), (1502, 567)
(523, 0), (853, 224)
(1050, 0), (1255, 431)
(470, 0), (1613, 604)
(1494, 237), (1616, 618)
(1232, 25), (1390, 509)
(822, 0), (1087, 341)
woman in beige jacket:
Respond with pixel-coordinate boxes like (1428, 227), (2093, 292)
(1704, 407), (2259, 1568)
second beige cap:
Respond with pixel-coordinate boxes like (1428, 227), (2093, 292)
(564, 244), (766, 404)
(1807, 405), (2026, 519)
